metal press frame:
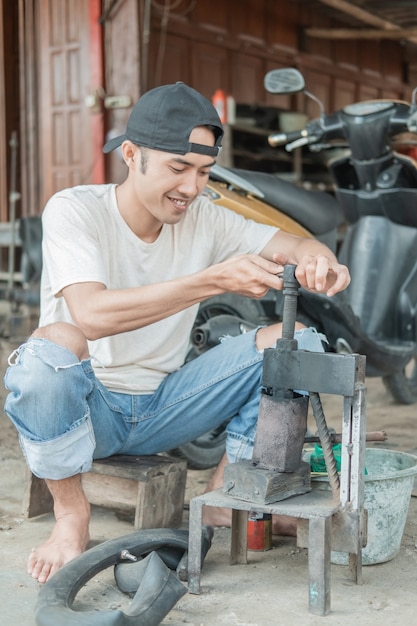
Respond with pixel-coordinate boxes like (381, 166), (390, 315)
(187, 350), (367, 616)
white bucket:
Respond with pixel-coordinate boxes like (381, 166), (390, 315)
(313, 448), (417, 565)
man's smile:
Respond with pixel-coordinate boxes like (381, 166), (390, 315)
(167, 196), (190, 211)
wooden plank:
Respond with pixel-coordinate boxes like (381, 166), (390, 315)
(89, 0), (105, 184)
(306, 27), (417, 40)
(135, 468), (187, 529)
(90, 454), (187, 481)
(315, 0), (401, 30)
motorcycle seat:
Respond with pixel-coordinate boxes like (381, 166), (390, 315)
(213, 166), (343, 236)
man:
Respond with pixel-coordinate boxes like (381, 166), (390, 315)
(4, 82), (350, 584)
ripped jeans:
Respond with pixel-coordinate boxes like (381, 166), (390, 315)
(4, 327), (325, 480)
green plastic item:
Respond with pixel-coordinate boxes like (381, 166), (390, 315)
(310, 443), (342, 473)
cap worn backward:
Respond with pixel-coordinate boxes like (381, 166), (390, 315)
(103, 82), (224, 157)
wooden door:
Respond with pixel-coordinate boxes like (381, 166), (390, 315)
(0, 0), (20, 221)
(0, 0), (7, 221)
(37, 0), (104, 209)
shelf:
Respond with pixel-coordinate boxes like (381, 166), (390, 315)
(217, 114), (330, 186)
(231, 122), (272, 137)
(231, 147), (294, 164)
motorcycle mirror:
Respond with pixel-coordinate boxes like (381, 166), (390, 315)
(264, 68), (305, 94)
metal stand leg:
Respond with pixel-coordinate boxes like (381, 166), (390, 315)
(187, 352), (367, 615)
(308, 516), (331, 615)
(340, 382), (367, 585)
(188, 498), (204, 594)
(230, 509), (248, 564)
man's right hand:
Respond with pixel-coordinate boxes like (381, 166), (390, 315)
(206, 254), (285, 299)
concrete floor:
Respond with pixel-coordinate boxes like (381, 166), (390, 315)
(1, 333), (417, 625)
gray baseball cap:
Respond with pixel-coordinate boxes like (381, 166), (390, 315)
(103, 81), (223, 157)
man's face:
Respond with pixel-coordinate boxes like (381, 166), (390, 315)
(131, 126), (216, 226)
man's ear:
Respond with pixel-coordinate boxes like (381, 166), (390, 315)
(120, 140), (137, 167)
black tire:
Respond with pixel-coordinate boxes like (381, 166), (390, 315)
(168, 294), (267, 469)
(193, 293), (267, 327)
(35, 529), (190, 626)
(383, 356), (417, 405)
(168, 423), (229, 470)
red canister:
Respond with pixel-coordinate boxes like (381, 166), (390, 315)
(211, 89), (227, 123)
(247, 511), (272, 551)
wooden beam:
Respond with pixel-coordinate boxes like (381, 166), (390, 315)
(306, 27), (417, 41)
(89, 0), (105, 184)
(18, 0), (39, 218)
(316, 0), (399, 31)
(315, 0), (417, 46)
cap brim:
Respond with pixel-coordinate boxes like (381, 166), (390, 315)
(102, 134), (127, 154)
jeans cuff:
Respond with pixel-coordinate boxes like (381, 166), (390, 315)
(226, 433), (254, 463)
(19, 417), (95, 479)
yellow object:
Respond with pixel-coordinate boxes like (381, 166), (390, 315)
(206, 179), (312, 238)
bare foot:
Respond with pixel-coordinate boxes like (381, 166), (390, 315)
(202, 505), (297, 536)
(28, 511), (90, 583)
(28, 474), (91, 583)
(272, 515), (297, 536)
(202, 454), (297, 535)
(202, 505), (231, 527)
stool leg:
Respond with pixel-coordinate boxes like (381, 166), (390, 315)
(23, 471), (53, 518)
(188, 498), (204, 594)
(308, 516), (331, 616)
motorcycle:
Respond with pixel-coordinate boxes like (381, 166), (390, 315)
(171, 67), (417, 468)
(263, 67), (417, 397)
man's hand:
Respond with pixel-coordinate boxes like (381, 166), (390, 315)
(209, 251), (350, 300)
(262, 230), (350, 298)
(287, 253), (350, 297)
(208, 254), (285, 298)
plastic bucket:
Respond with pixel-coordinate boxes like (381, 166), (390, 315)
(312, 448), (417, 565)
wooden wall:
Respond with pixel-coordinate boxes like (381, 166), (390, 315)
(142, 0), (407, 115)
(99, 0), (410, 183)
(2, 0), (414, 217)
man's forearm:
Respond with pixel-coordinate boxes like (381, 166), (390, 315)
(62, 269), (223, 341)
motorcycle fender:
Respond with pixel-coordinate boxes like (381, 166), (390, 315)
(205, 180), (313, 238)
(397, 260), (417, 342)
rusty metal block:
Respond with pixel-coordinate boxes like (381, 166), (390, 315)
(223, 460), (311, 505)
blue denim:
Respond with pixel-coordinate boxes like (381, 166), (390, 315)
(4, 327), (324, 479)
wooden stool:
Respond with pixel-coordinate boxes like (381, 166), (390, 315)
(23, 454), (187, 529)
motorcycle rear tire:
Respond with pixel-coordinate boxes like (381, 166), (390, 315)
(168, 294), (267, 469)
(383, 356), (417, 405)
(167, 423), (228, 470)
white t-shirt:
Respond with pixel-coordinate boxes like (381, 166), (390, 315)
(40, 184), (277, 393)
